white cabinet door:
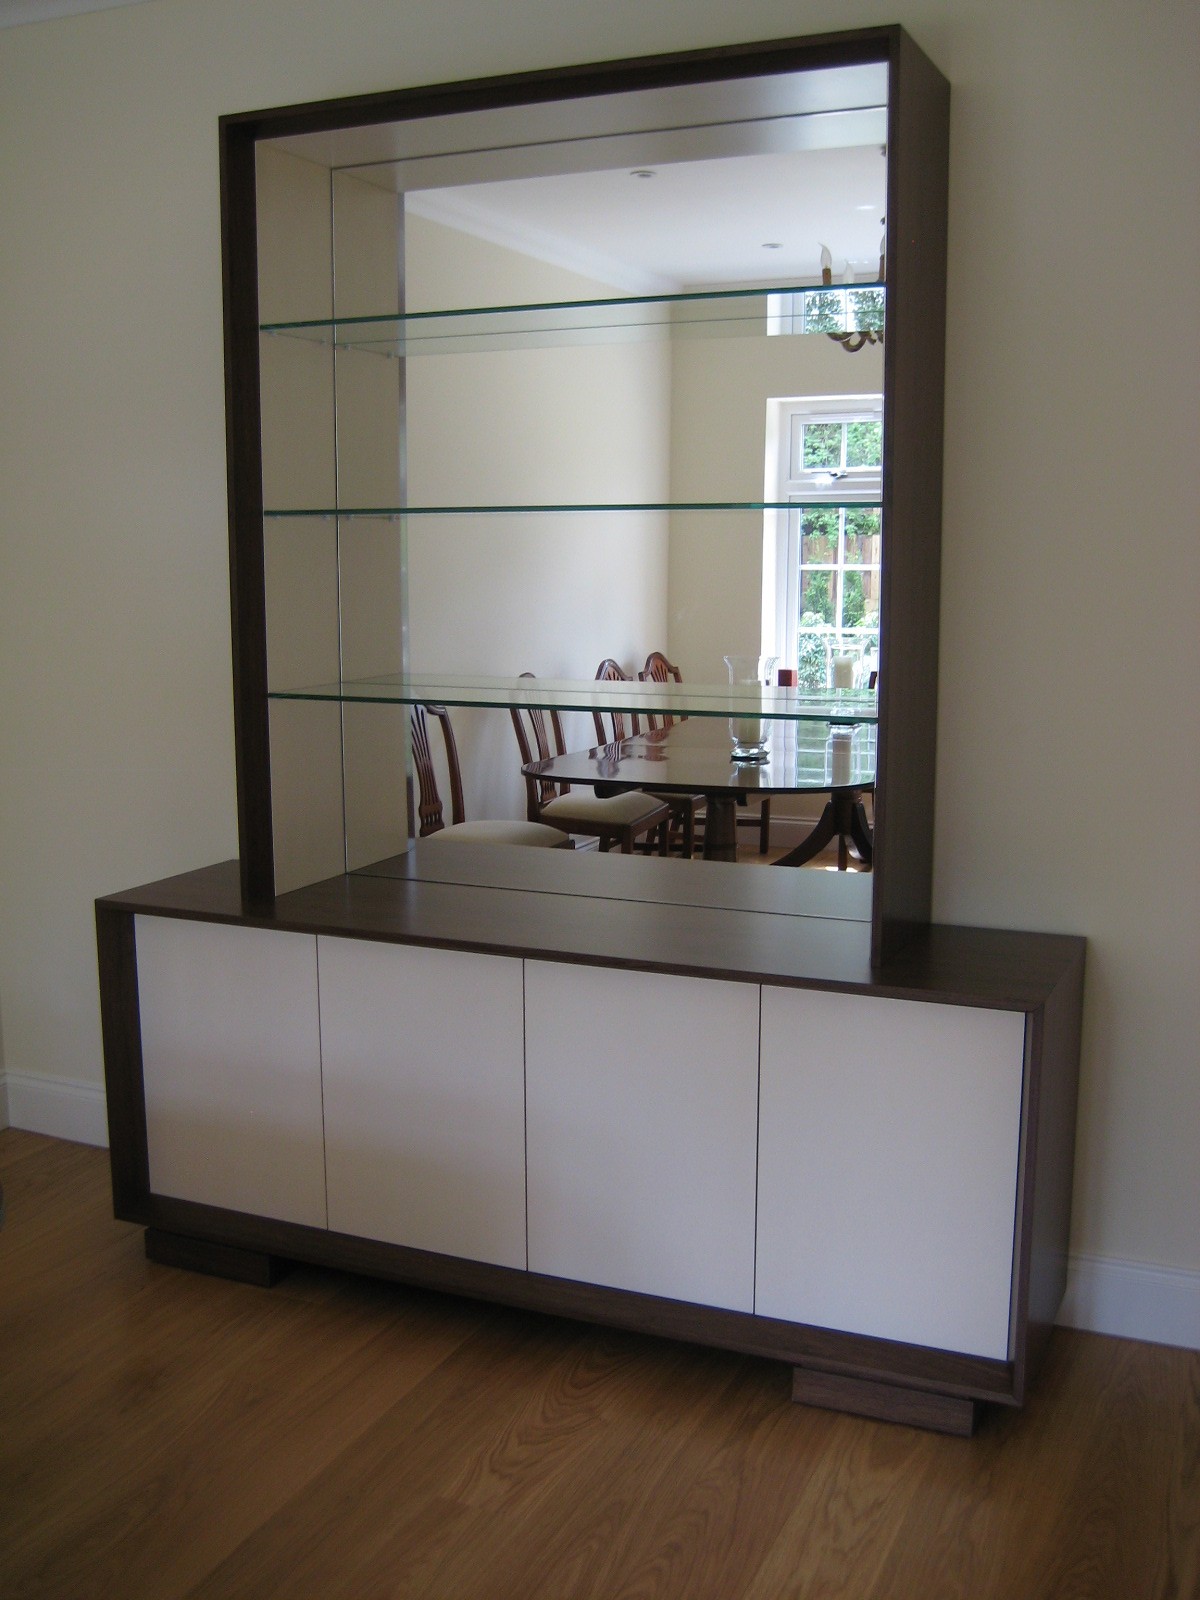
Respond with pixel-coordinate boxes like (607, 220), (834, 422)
(757, 987), (1026, 1360)
(524, 961), (759, 1311)
(136, 915), (326, 1228)
(319, 938), (526, 1269)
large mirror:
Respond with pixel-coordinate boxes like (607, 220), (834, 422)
(229, 30), (947, 955)
(257, 62), (886, 893)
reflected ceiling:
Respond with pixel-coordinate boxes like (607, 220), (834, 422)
(272, 61), (888, 290)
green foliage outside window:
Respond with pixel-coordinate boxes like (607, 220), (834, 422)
(796, 621), (830, 691)
(800, 506), (838, 560)
(842, 571), (866, 629)
(849, 288), (886, 332)
(803, 291), (845, 333)
(800, 570), (833, 624)
(802, 424), (842, 470)
(845, 422), (882, 469)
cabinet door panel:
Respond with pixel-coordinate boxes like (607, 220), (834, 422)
(135, 916), (326, 1227)
(319, 938), (526, 1269)
(757, 988), (1025, 1359)
(524, 961), (759, 1311)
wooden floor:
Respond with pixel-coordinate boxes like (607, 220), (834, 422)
(1, 1130), (1195, 1600)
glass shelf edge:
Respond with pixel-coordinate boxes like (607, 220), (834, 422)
(262, 500), (883, 519)
(260, 281), (887, 337)
(266, 674), (878, 724)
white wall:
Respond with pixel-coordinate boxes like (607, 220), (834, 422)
(404, 211), (670, 818)
(666, 326), (884, 684)
(0, 0), (1196, 1347)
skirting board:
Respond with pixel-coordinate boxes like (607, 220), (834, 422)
(0, 1069), (109, 1148)
(1058, 1252), (1200, 1353)
(2, 1073), (1196, 1351)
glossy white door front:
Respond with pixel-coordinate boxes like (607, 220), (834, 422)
(319, 938), (527, 1269)
(757, 986), (1025, 1359)
(524, 960), (759, 1311)
(136, 915), (326, 1228)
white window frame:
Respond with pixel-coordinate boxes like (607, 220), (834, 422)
(762, 393), (883, 681)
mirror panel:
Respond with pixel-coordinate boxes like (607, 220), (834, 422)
(251, 48), (898, 906)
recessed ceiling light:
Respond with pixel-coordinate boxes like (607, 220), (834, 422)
(762, 241), (782, 249)
(630, 168), (656, 178)
(855, 203), (875, 211)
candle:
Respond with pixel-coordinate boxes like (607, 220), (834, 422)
(832, 654), (855, 690)
(829, 729), (853, 787)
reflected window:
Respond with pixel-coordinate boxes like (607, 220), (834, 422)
(766, 395), (882, 689)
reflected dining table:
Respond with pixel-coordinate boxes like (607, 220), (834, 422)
(521, 715), (877, 867)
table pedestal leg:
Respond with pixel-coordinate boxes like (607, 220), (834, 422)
(772, 789), (873, 870)
(701, 796), (739, 861)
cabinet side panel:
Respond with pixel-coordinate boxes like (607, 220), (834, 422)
(758, 987), (1024, 1359)
(135, 917), (326, 1228)
(871, 34), (950, 962)
(524, 960), (759, 1311)
(96, 902), (149, 1218)
(1015, 950), (1085, 1396)
(320, 938), (527, 1269)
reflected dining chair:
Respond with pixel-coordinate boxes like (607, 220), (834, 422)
(411, 702), (569, 847)
(510, 674), (670, 853)
(637, 650), (684, 732)
(596, 657), (700, 857)
(639, 650), (771, 856)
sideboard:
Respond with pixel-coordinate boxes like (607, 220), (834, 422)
(97, 851), (1084, 1436)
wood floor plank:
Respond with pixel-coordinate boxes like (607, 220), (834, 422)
(737, 1409), (939, 1599)
(1, 1130), (1195, 1600)
(856, 1331), (1200, 1600)
(180, 1311), (625, 1599)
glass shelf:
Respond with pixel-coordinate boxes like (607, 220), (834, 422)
(267, 670), (878, 724)
(260, 282), (886, 358)
(262, 499), (882, 520)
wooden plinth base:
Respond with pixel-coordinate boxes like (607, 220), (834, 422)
(145, 1227), (288, 1287)
(792, 1366), (979, 1436)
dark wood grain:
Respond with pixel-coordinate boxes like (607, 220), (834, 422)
(792, 1367), (978, 1435)
(1012, 941), (1087, 1401)
(94, 899), (148, 1216)
(871, 27), (951, 966)
(97, 859), (1085, 1010)
(219, 114), (274, 903)
(144, 1226), (288, 1286)
(219, 27), (903, 140)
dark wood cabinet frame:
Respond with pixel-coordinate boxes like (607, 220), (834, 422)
(94, 28), (1088, 1436)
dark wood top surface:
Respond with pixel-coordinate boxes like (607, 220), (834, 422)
(360, 841), (873, 921)
(98, 855), (1085, 1011)
(525, 719), (877, 797)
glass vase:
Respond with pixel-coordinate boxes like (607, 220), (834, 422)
(724, 654), (778, 761)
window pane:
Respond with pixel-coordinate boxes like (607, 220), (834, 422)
(800, 506), (838, 561)
(841, 570), (867, 629)
(844, 506), (882, 562)
(849, 288), (885, 332)
(802, 423), (842, 470)
(800, 568), (834, 625)
(842, 569), (881, 631)
(796, 630), (829, 690)
(845, 423), (882, 470)
(803, 290), (845, 333)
